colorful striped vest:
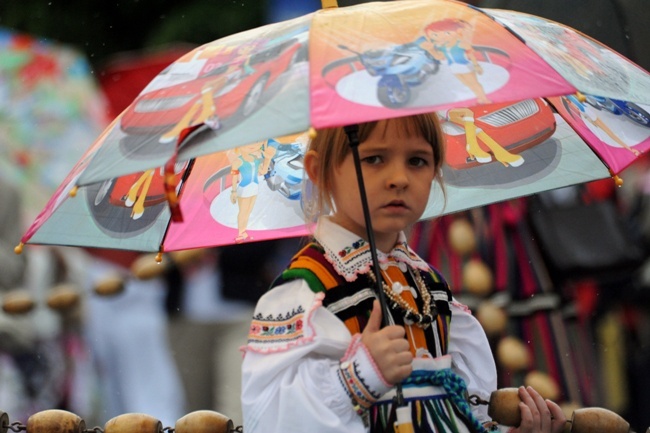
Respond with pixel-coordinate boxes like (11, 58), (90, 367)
(271, 241), (454, 358)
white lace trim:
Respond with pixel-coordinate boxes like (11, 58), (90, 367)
(314, 217), (431, 282)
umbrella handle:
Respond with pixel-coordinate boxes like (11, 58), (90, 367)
(344, 125), (407, 408)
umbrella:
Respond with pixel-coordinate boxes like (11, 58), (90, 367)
(16, 0), (650, 255)
(0, 28), (109, 224)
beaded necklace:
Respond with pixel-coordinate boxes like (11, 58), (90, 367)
(368, 267), (435, 329)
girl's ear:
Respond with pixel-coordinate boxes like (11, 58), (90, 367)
(304, 150), (320, 185)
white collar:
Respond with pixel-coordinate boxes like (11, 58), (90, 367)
(314, 216), (430, 282)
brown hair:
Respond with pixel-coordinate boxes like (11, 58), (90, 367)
(303, 113), (446, 222)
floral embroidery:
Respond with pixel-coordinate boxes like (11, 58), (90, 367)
(249, 307), (306, 344)
(338, 239), (368, 258)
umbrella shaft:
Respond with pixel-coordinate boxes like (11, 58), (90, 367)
(345, 125), (406, 407)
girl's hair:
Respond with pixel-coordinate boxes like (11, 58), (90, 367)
(302, 113), (446, 222)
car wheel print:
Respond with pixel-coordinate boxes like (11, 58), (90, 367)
(86, 181), (165, 238)
(94, 179), (114, 206)
(240, 73), (269, 117)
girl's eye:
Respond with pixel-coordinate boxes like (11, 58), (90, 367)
(410, 157), (429, 167)
(362, 155), (382, 164)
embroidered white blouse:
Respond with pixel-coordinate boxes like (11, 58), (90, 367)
(241, 217), (497, 433)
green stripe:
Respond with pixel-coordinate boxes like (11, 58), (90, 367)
(282, 268), (326, 293)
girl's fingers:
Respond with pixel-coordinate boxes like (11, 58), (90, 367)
(518, 402), (533, 433)
(547, 400), (567, 433)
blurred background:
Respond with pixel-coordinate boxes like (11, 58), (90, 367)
(0, 0), (649, 431)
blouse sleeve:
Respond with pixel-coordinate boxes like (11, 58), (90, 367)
(241, 279), (370, 433)
(447, 298), (498, 424)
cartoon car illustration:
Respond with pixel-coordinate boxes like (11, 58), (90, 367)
(87, 161), (190, 235)
(441, 98), (557, 169)
(119, 32), (308, 141)
(583, 94), (650, 127)
(264, 142), (304, 200)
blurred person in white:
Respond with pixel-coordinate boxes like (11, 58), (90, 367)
(82, 249), (186, 427)
(0, 179), (32, 419)
(166, 240), (285, 426)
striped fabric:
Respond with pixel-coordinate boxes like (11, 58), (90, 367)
(272, 242), (453, 355)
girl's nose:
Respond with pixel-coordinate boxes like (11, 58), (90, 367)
(387, 164), (409, 189)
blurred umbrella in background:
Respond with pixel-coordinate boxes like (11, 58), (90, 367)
(0, 28), (109, 224)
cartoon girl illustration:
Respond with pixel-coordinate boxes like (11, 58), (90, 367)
(445, 107), (525, 167)
(563, 95), (641, 156)
(159, 43), (258, 144)
(421, 19), (491, 104)
(228, 140), (277, 243)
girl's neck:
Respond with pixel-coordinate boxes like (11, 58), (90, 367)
(372, 232), (400, 253)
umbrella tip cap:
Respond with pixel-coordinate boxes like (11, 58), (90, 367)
(308, 127), (317, 139)
(14, 243), (23, 255)
(155, 252), (163, 263)
(69, 186), (78, 197)
(609, 170), (624, 187)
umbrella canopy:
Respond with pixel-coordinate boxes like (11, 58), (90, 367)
(0, 28), (109, 223)
(17, 0), (650, 254)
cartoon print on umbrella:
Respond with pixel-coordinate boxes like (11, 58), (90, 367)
(227, 140), (278, 243)
(420, 18), (492, 104)
(488, 10), (645, 98)
(328, 16), (511, 110)
(207, 134), (309, 239)
(119, 24), (310, 153)
(442, 106), (528, 168)
(581, 95), (650, 128)
(87, 160), (191, 234)
(157, 42), (260, 145)
(562, 96), (641, 156)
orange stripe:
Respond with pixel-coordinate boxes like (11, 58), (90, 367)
(383, 266), (427, 355)
(290, 256), (339, 289)
(345, 317), (361, 335)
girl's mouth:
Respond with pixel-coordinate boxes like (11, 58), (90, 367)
(384, 200), (408, 209)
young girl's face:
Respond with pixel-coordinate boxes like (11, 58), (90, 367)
(426, 29), (455, 44)
(329, 120), (436, 251)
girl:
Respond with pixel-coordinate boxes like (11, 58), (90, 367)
(241, 114), (566, 433)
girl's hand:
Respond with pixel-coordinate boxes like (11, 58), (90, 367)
(230, 190), (237, 204)
(511, 386), (566, 433)
(361, 300), (413, 384)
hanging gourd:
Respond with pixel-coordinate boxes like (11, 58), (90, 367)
(476, 300), (508, 336)
(524, 370), (561, 401)
(463, 258), (494, 296)
(497, 336), (531, 371)
(448, 217), (477, 256)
